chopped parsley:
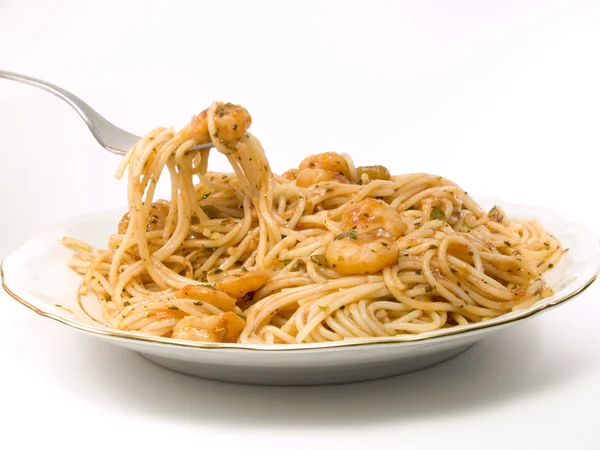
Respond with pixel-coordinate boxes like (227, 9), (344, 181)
(200, 205), (219, 219)
(290, 260), (306, 272)
(318, 305), (329, 312)
(310, 254), (329, 268)
(334, 230), (359, 241)
(430, 207), (446, 222)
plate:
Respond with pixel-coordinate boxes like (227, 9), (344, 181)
(2, 197), (599, 385)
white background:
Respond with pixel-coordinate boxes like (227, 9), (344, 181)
(1, 1), (600, 448)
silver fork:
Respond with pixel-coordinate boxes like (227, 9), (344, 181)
(0, 69), (214, 156)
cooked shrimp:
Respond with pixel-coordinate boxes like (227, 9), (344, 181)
(180, 102), (252, 144)
(118, 200), (170, 234)
(176, 285), (237, 311)
(299, 152), (351, 179)
(180, 109), (210, 143)
(214, 270), (269, 299)
(171, 312), (246, 342)
(342, 198), (405, 239)
(282, 169), (298, 180)
(296, 168), (334, 187)
(326, 227), (399, 275)
(211, 102), (252, 143)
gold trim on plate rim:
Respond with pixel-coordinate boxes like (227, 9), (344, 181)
(1, 258), (597, 352)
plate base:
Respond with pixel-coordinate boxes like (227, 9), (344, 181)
(139, 344), (475, 385)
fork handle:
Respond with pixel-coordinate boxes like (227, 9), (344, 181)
(0, 69), (140, 155)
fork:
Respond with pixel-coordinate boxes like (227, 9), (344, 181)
(0, 69), (214, 156)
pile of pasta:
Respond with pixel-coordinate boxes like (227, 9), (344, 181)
(64, 102), (564, 344)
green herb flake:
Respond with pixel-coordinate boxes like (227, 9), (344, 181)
(201, 192), (212, 200)
(291, 260), (306, 272)
(191, 214), (200, 224)
(425, 286), (434, 293)
(201, 205), (219, 219)
(194, 301), (204, 306)
(310, 254), (330, 268)
(334, 230), (359, 241)
(504, 241), (511, 247)
(211, 268), (224, 275)
(236, 313), (247, 320)
(318, 305), (329, 313)
(168, 305), (180, 311)
(430, 207), (446, 222)
(468, 251), (474, 256)
(282, 259), (292, 266)
(123, 301), (131, 307)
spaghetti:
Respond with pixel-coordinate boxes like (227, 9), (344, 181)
(64, 102), (564, 344)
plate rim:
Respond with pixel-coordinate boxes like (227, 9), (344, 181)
(2, 199), (599, 352)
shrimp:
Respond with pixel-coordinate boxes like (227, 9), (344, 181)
(299, 152), (351, 178)
(295, 152), (351, 187)
(342, 198), (406, 239)
(281, 169), (298, 180)
(326, 227), (399, 275)
(214, 270), (269, 299)
(117, 200), (170, 234)
(211, 102), (253, 143)
(176, 285), (237, 311)
(295, 168), (335, 188)
(180, 102), (252, 144)
(180, 109), (210, 143)
(325, 198), (405, 275)
(171, 312), (246, 342)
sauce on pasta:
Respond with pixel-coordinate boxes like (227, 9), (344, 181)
(63, 102), (564, 344)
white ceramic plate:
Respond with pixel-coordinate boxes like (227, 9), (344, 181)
(2, 197), (599, 385)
